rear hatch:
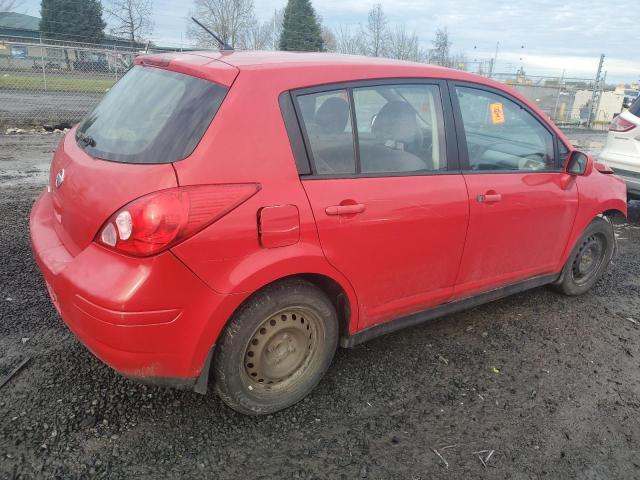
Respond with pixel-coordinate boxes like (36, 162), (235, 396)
(48, 58), (234, 256)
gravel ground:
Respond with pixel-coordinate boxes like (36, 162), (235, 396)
(1, 133), (640, 479)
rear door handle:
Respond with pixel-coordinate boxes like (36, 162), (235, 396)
(325, 204), (366, 216)
(477, 193), (502, 203)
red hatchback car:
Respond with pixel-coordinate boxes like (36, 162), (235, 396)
(30, 51), (626, 415)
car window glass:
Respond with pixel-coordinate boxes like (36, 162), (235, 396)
(629, 95), (640, 117)
(353, 84), (446, 173)
(296, 90), (356, 175)
(558, 141), (570, 167)
(76, 65), (227, 164)
(456, 86), (555, 171)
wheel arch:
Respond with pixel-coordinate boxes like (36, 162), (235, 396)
(192, 268), (359, 394)
(560, 201), (624, 270)
(229, 272), (356, 341)
(602, 207), (627, 220)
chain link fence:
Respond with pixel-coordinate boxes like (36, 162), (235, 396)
(0, 35), (146, 129)
(492, 73), (619, 130)
(0, 34), (622, 131)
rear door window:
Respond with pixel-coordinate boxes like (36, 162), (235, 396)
(629, 95), (640, 117)
(353, 84), (446, 173)
(295, 83), (447, 176)
(76, 65), (228, 164)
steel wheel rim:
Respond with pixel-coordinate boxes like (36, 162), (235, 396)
(571, 233), (606, 286)
(241, 307), (324, 394)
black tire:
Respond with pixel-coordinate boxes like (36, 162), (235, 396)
(213, 279), (338, 416)
(553, 216), (615, 296)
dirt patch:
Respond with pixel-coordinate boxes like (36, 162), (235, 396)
(1, 135), (639, 479)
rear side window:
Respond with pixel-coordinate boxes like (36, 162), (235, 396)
(629, 96), (640, 117)
(456, 86), (556, 171)
(353, 84), (446, 173)
(76, 65), (228, 164)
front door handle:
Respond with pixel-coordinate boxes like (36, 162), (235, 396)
(477, 193), (502, 203)
(325, 203), (366, 216)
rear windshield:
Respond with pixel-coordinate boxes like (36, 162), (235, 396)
(629, 95), (640, 117)
(76, 65), (228, 164)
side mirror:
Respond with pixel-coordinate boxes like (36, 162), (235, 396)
(566, 150), (593, 176)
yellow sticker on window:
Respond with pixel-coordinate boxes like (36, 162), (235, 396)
(490, 102), (505, 124)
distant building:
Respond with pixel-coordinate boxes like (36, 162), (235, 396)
(571, 89), (624, 124)
(0, 12), (137, 73)
(0, 12), (134, 48)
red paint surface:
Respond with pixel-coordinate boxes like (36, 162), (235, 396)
(259, 205), (300, 248)
(454, 172), (579, 298)
(30, 51), (627, 383)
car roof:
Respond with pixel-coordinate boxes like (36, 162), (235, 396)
(208, 50), (450, 70)
(136, 50), (572, 147)
(144, 50), (494, 85)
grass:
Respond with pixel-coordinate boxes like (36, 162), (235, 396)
(0, 74), (115, 93)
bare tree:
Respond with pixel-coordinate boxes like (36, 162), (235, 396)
(429, 27), (452, 66)
(449, 51), (467, 70)
(238, 8), (285, 51)
(240, 17), (272, 50)
(334, 25), (364, 55)
(387, 24), (424, 62)
(104, 0), (153, 46)
(321, 25), (336, 52)
(188, 0), (254, 48)
(362, 3), (387, 57)
(0, 0), (23, 11)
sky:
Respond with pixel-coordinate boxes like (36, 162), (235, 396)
(16, 0), (640, 83)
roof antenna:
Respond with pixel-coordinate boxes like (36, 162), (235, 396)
(191, 17), (234, 51)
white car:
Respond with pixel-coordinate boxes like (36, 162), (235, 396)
(599, 97), (640, 199)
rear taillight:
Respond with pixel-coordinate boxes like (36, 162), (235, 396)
(609, 115), (636, 132)
(96, 184), (260, 256)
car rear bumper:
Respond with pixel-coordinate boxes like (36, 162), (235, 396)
(29, 190), (240, 386)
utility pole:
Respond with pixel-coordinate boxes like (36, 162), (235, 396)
(594, 70), (607, 126)
(489, 41), (499, 78)
(587, 54), (605, 129)
(40, 36), (47, 91)
(552, 68), (566, 123)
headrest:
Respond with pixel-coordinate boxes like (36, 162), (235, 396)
(372, 101), (420, 144)
(315, 96), (350, 134)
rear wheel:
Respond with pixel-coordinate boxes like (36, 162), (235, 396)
(213, 279), (338, 415)
(553, 217), (615, 296)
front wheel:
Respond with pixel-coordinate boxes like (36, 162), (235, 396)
(553, 216), (615, 296)
(213, 279), (338, 416)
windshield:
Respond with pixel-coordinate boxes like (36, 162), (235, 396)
(76, 65), (228, 164)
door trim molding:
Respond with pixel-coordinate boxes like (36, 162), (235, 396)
(340, 272), (559, 348)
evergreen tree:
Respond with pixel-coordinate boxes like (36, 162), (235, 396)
(279, 0), (324, 52)
(40, 0), (106, 44)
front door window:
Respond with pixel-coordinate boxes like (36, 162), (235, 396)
(455, 86), (556, 171)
